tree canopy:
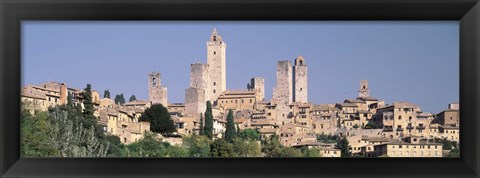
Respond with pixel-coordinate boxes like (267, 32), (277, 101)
(103, 90), (110, 99)
(114, 93), (126, 105)
(139, 104), (176, 135)
(129, 95), (137, 102)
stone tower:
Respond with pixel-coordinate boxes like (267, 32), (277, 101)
(206, 28), (227, 102)
(148, 72), (168, 106)
(247, 77), (265, 101)
(273, 61), (293, 104)
(185, 63), (208, 116)
(272, 61), (293, 123)
(293, 55), (308, 103)
(358, 80), (369, 98)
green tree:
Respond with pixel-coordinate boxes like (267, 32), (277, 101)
(301, 146), (321, 157)
(82, 84), (96, 128)
(48, 106), (109, 157)
(280, 147), (303, 157)
(232, 137), (261, 157)
(199, 113), (204, 136)
(225, 109), (236, 142)
(67, 92), (74, 108)
(114, 93), (126, 105)
(20, 108), (58, 157)
(210, 138), (235, 157)
(262, 134), (283, 157)
(167, 145), (189, 157)
(204, 101), (214, 139)
(139, 104), (176, 135)
(240, 128), (260, 141)
(104, 135), (125, 157)
(445, 147), (460, 157)
(336, 136), (352, 158)
(103, 90), (110, 99)
(182, 135), (211, 157)
(125, 133), (167, 157)
(442, 138), (453, 150)
(129, 95), (137, 102)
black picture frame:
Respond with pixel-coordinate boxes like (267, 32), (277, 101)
(1, 0), (479, 177)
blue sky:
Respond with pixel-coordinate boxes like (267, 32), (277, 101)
(22, 21), (459, 114)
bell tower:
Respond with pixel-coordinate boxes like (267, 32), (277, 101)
(206, 28), (227, 102)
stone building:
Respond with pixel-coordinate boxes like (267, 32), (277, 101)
(436, 109), (459, 127)
(217, 89), (258, 111)
(102, 107), (150, 144)
(367, 138), (443, 157)
(148, 72), (168, 106)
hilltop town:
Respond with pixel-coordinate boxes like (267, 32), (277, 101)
(21, 29), (459, 157)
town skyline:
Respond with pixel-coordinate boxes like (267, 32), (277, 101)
(22, 21), (459, 113)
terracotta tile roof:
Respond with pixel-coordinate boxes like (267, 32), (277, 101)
(21, 86), (47, 100)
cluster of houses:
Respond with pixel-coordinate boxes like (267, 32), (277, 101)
(21, 29), (459, 157)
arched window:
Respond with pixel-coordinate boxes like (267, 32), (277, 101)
(152, 78), (156, 86)
(213, 82), (216, 86)
(213, 36), (217, 41)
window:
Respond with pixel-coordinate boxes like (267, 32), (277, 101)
(213, 90), (216, 94)
(214, 51), (216, 55)
(250, 99), (253, 103)
(152, 78), (156, 86)
(398, 116), (402, 120)
(213, 82), (216, 86)
(213, 36), (217, 41)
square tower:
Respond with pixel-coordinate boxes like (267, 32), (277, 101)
(206, 28), (227, 102)
(293, 56), (308, 103)
(247, 77), (265, 101)
(273, 60), (293, 124)
(273, 60), (293, 104)
(148, 72), (168, 106)
(359, 80), (369, 98)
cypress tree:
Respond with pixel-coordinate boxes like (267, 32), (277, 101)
(199, 113), (204, 136)
(103, 90), (110, 99)
(129, 95), (137, 102)
(67, 92), (73, 108)
(204, 101), (214, 139)
(225, 109), (235, 142)
(114, 94), (126, 105)
(336, 136), (352, 158)
(82, 84), (96, 128)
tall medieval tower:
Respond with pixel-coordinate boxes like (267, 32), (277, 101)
(272, 60), (293, 123)
(358, 80), (369, 98)
(293, 56), (308, 103)
(148, 72), (168, 106)
(206, 28), (227, 102)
